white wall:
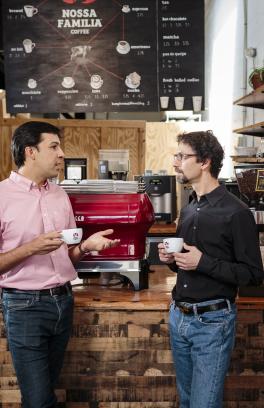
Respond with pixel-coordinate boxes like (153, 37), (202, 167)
(205, 0), (264, 178)
(246, 0), (264, 126)
(205, 0), (244, 178)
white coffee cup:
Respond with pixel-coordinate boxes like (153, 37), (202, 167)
(24, 5), (38, 17)
(122, 5), (130, 13)
(28, 78), (37, 89)
(23, 39), (36, 53)
(163, 237), (183, 253)
(174, 96), (184, 110)
(62, 76), (75, 88)
(90, 74), (103, 89)
(116, 40), (130, 54)
(160, 96), (169, 109)
(61, 228), (83, 245)
(192, 96), (202, 112)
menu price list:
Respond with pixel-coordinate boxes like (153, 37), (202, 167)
(3, 0), (158, 113)
(158, 0), (204, 112)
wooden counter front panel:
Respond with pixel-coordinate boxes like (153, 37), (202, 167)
(59, 308), (178, 405)
(1, 303), (264, 406)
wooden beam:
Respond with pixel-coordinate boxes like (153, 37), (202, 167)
(0, 117), (146, 129)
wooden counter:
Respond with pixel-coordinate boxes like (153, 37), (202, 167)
(0, 267), (264, 407)
(148, 222), (177, 236)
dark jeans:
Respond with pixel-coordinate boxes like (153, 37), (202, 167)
(2, 288), (74, 408)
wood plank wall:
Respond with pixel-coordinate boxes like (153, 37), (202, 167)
(0, 305), (264, 407)
(145, 122), (181, 174)
(0, 118), (146, 182)
(0, 119), (183, 203)
(145, 122), (184, 214)
(0, 118), (183, 182)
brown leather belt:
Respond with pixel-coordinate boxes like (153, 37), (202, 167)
(175, 300), (230, 315)
(2, 282), (72, 297)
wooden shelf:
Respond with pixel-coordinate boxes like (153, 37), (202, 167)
(234, 85), (264, 109)
(230, 156), (264, 163)
(233, 87), (264, 137)
(234, 121), (264, 137)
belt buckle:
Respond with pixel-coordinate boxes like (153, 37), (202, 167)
(49, 287), (57, 296)
(49, 286), (62, 296)
(49, 283), (71, 296)
(179, 305), (192, 314)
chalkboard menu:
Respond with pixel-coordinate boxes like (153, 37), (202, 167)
(158, 0), (204, 111)
(2, 0), (204, 113)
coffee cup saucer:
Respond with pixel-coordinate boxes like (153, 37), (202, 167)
(125, 77), (140, 89)
(62, 78), (75, 88)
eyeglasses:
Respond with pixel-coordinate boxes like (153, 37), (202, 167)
(173, 153), (198, 161)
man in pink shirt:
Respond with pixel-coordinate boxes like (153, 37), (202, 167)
(0, 121), (120, 408)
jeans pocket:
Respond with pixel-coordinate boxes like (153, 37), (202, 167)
(198, 309), (230, 326)
(3, 296), (35, 311)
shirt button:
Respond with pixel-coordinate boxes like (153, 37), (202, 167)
(184, 284), (188, 288)
(193, 226), (197, 230)
(197, 208), (200, 211)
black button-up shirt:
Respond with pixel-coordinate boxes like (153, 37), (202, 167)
(171, 184), (264, 302)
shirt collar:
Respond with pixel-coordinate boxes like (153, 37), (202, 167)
(9, 171), (49, 192)
(192, 183), (226, 206)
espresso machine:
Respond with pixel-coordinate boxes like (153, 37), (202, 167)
(136, 175), (177, 223)
(61, 180), (155, 290)
(234, 163), (264, 296)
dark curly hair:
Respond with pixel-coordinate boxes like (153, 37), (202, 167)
(11, 121), (61, 168)
(177, 130), (224, 178)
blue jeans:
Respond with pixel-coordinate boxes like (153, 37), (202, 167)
(169, 299), (236, 408)
(2, 289), (74, 408)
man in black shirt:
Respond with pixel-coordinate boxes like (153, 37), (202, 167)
(158, 131), (263, 408)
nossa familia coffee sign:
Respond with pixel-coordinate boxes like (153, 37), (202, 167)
(57, 8), (103, 31)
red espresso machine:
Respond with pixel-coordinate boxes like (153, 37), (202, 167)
(62, 181), (155, 290)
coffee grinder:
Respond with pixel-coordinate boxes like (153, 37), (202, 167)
(234, 163), (264, 296)
(234, 164), (264, 210)
(137, 174), (177, 223)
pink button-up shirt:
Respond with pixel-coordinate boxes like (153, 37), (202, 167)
(0, 172), (77, 289)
